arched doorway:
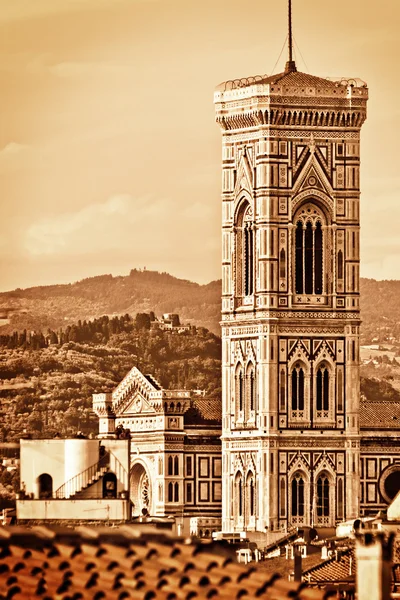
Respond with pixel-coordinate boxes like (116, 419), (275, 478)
(102, 472), (117, 499)
(130, 462), (151, 516)
(38, 473), (53, 499)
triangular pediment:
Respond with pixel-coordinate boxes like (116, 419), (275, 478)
(234, 150), (254, 196)
(120, 390), (156, 416)
(292, 154), (333, 196)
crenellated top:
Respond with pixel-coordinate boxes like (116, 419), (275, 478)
(215, 70), (368, 132)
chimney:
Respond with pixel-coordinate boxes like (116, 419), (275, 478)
(356, 533), (394, 600)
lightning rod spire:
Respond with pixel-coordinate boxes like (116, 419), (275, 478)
(285, 0), (297, 73)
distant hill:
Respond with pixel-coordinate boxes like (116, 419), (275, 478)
(0, 272), (399, 343)
(0, 269), (221, 335)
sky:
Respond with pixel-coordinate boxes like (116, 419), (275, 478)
(0, 0), (399, 291)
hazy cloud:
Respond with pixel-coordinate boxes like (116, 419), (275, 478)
(24, 194), (217, 267)
(0, 143), (29, 156)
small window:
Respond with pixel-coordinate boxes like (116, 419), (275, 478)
(186, 456), (192, 477)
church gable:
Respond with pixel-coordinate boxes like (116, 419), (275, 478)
(111, 367), (161, 416)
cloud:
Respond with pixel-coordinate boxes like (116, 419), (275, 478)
(0, 142), (29, 156)
(24, 193), (218, 267)
(49, 60), (131, 78)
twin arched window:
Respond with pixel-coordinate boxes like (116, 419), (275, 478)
(168, 482), (179, 503)
(235, 363), (256, 417)
(235, 472), (255, 519)
(235, 203), (254, 297)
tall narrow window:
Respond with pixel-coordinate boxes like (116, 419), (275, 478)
(337, 370), (343, 412)
(337, 250), (343, 279)
(291, 367), (304, 411)
(295, 221), (303, 293)
(280, 248), (286, 278)
(235, 365), (244, 415)
(280, 370), (286, 411)
(249, 477), (255, 516)
(294, 206), (325, 296)
(167, 456), (173, 476)
(236, 203), (254, 298)
(174, 482), (179, 502)
(291, 474), (305, 517)
(316, 366), (329, 412)
(238, 476), (243, 516)
(317, 475), (330, 517)
(174, 456), (179, 476)
(280, 478), (286, 517)
(247, 365), (255, 412)
(337, 478), (343, 519)
(305, 222), (313, 294)
(168, 482), (173, 502)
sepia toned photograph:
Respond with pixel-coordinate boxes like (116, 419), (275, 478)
(0, 0), (399, 598)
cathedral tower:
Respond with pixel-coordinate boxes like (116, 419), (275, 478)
(214, 5), (368, 532)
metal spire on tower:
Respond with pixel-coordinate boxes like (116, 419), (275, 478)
(285, 0), (297, 73)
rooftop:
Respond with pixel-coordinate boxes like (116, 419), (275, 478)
(0, 526), (325, 599)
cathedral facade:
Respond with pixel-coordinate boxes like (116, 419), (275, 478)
(93, 367), (222, 535)
(214, 59), (369, 532)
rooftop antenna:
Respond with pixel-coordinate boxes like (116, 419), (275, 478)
(285, 0), (297, 73)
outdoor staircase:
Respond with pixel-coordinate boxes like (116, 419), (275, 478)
(54, 452), (110, 499)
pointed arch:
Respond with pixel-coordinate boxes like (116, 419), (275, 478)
(246, 361), (256, 413)
(235, 363), (244, 416)
(235, 200), (254, 299)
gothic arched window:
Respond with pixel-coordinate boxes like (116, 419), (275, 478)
(294, 204), (325, 295)
(174, 482), (179, 502)
(317, 474), (330, 517)
(291, 366), (305, 411)
(235, 203), (254, 298)
(168, 482), (173, 502)
(174, 456), (179, 476)
(235, 473), (243, 517)
(235, 365), (244, 414)
(316, 365), (329, 411)
(291, 473), (305, 517)
(167, 456), (173, 476)
(248, 474), (255, 516)
(246, 363), (256, 412)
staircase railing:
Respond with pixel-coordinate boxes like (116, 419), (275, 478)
(54, 452), (110, 499)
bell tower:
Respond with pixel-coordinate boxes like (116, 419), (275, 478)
(215, 2), (368, 532)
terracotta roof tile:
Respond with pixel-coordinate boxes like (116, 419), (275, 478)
(360, 400), (400, 429)
(186, 398), (222, 424)
(303, 547), (355, 583)
(0, 526), (325, 599)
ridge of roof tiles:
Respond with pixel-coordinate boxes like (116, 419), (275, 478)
(0, 526), (326, 599)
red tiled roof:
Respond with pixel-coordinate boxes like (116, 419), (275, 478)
(186, 398), (222, 424)
(360, 400), (400, 429)
(0, 526), (325, 599)
(303, 547), (355, 583)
